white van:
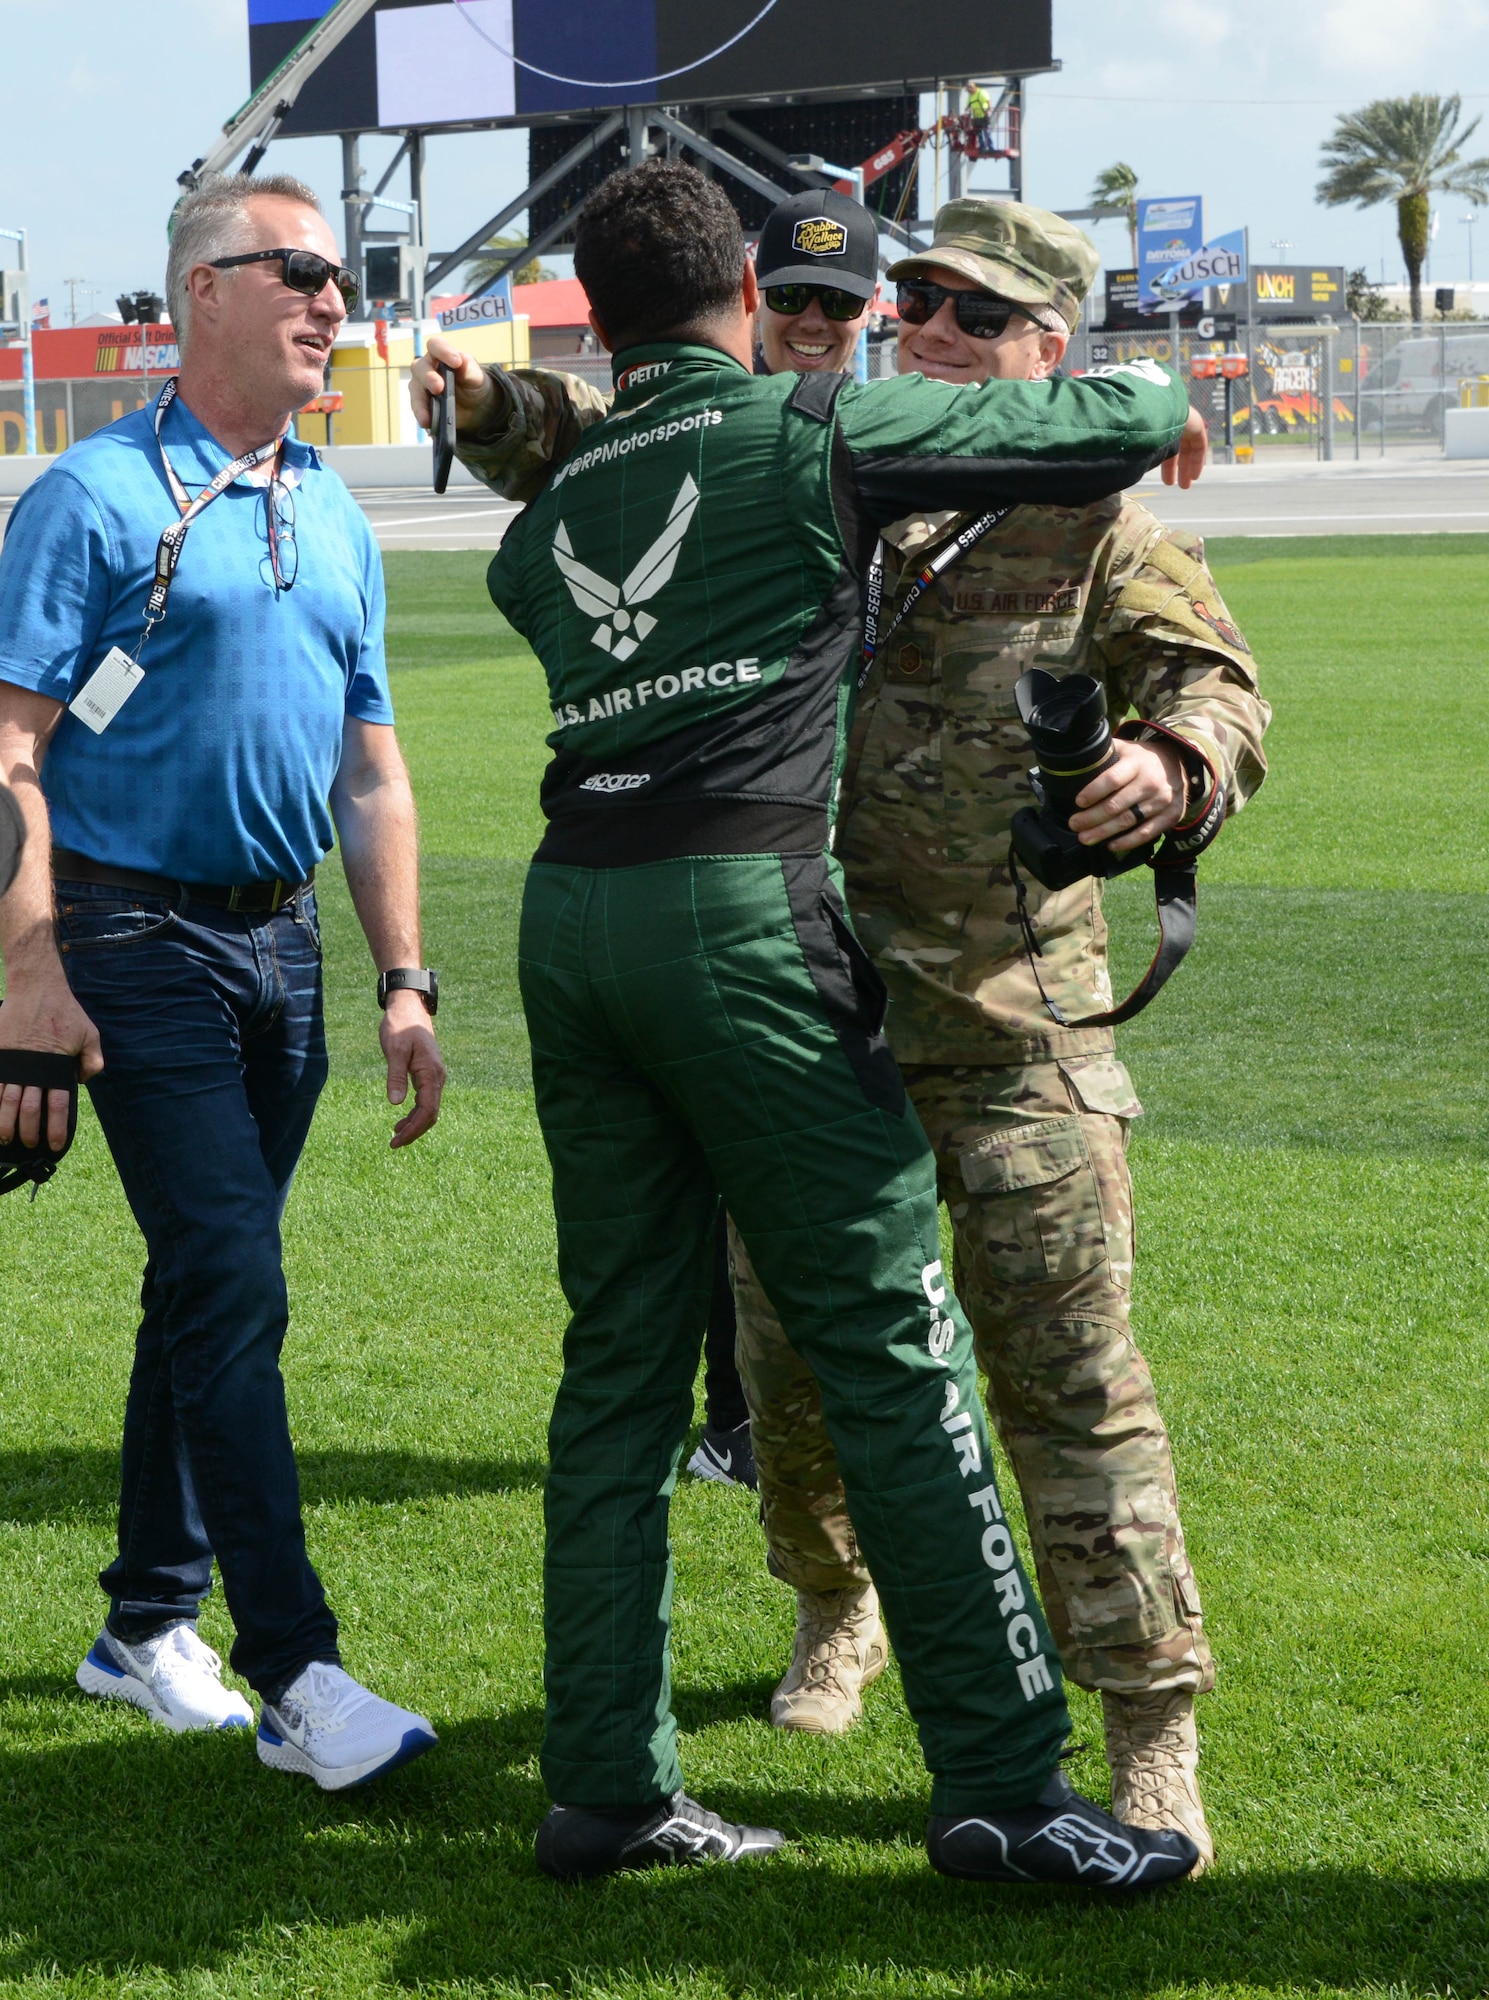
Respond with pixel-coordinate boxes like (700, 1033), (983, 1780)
(1374, 332), (1489, 427)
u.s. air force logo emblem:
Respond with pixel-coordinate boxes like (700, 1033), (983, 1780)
(552, 474), (700, 662)
(792, 216), (847, 257)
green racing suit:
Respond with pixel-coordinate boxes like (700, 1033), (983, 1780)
(488, 342), (1190, 1814)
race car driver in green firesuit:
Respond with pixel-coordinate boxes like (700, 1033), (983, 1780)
(421, 160), (1207, 1890)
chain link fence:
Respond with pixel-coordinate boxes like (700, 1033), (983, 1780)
(1062, 318), (1485, 461)
(369, 318), (1489, 452)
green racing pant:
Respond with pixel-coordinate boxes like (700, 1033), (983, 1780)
(519, 848), (1072, 1816)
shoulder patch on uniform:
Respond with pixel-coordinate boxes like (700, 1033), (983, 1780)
(1113, 533), (1252, 655)
(1138, 534), (1205, 591)
(1186, 596), (1251, 652)
(1113, 578), (1174, 617)
(787, 371), (849, 424)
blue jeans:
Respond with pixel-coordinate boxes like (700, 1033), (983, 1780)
(57, 877), (340, 1700)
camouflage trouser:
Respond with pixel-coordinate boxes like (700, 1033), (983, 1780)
(730, 1056), (1215, 1698)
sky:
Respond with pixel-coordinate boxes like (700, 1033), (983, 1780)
(5, 0), (1489, 323)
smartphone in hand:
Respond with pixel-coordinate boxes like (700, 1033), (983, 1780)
(432, 380), (456, 494)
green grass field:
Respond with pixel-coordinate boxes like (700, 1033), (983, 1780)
(2, 534), (1488, 1999)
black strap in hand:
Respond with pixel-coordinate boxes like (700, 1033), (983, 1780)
(1062, 864), (1197, 1028)
(0, 1049), (79, 1196)
(1009, 852), (1199, 1030)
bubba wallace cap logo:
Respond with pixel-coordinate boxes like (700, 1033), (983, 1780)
(792, 216), (847, 257)
(755, 189), (879, 301)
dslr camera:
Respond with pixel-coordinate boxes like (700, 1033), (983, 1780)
(1009, 668), (1222, 891)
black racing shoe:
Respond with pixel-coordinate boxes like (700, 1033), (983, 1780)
(686, 1420), (758, 1490)
(927, 1769), (1199, 1889)
(535, 1790), (785, 1882)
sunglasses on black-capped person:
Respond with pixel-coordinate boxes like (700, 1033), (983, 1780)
(895, 281), (1037, 339)
(209, 248), (360, 311)
(762, 282), (868, 322)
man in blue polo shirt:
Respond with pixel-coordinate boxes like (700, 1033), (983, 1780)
(0, 173), (443, 1789)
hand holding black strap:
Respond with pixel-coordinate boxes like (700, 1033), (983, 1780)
(0, 1050), (79, 1197)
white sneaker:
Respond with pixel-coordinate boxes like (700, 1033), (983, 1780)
(76, 1622), (254, 1732)
(256, 1662), (437, 1791)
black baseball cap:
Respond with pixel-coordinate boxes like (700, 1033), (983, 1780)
(754, 189), (879, 302)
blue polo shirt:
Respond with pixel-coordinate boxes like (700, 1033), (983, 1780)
(0, 389), (390, 884)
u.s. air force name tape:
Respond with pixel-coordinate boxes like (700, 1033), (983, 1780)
(551, 658), (761, 731)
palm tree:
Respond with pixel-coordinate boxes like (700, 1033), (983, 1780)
(1317, 95), (1489, 324)
(1089, 163), (1139, 267)
(464, 233), (548, 292)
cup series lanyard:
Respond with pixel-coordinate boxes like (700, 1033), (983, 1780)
(857, 504), (1017, 691)
(138, 377), (284, 656)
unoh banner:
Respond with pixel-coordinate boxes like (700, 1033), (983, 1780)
(1137, 196), (1204, 311)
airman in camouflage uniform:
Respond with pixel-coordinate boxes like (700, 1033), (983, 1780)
(416, 199), (1268, 1871)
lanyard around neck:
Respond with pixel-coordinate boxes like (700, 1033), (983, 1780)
(858, 505), (1016, 691)
(140, 378), (284, 651)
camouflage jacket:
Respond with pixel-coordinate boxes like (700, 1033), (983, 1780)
(461, 367), (1270, 1063)
(839, 500), (1268, 1062)
(458, 367), (613, 507)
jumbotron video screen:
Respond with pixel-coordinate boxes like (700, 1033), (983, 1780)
(246, 0), (1053, 132)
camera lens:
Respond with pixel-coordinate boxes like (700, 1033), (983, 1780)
(1015, 669), (1117, 819)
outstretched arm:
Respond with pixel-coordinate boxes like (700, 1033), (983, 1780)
(837, 357), (1195, 524)
(410, 335), (612, 504)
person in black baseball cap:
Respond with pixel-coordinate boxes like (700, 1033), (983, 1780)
(752, 188), (881, 375)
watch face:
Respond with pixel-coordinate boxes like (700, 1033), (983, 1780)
(380, 969), (437, 1014)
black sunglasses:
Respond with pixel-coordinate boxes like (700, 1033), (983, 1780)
(763, 283), (867, 322)
(210, 247), (359, 311)
(896, 281), (1032, 339)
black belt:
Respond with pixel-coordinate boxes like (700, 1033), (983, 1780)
(535, 798), (828, 868)
(52, 848), (313, 916)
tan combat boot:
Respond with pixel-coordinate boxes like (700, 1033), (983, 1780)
(769, 1584), (888, 1735)
(1102, 1688), (1214, 1873)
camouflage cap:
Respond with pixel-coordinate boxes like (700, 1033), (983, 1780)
(887, 197), (1100, 332)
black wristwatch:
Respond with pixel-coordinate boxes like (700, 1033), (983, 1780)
(377, 967), (438, 1017)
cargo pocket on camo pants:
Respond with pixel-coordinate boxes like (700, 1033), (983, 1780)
(956, 1117), (1108, 1287)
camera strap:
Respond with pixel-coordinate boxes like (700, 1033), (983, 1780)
(1008, 847), (1200, 1029)
(0, 1049), (79, 1198)
(1009, 711), (1228, 1029)
(859, 505), (1016, 690)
